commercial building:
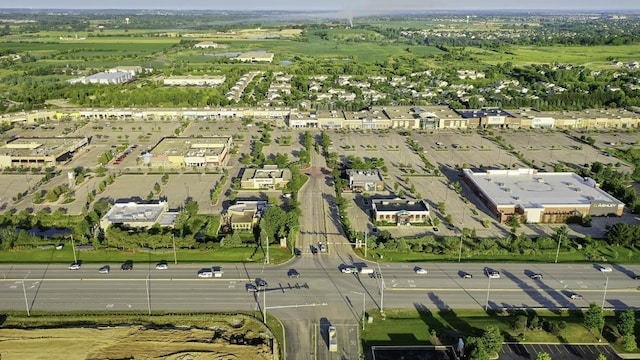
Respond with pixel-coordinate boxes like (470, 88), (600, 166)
(0, 136), (89, 168)
(463, 168), (624, 224)
(147, 136), (233, 167)
(240, 165), (291, 190)
(67, 70), (134, 85)
(371, 198), (430, 225)
(346, 169), (384, 192)
(222, 200), (270, 231)
(163, 75), (226, 87)
(455, 108), (518, 129)
(233, 51), (274, 63)
(100, 200), (178, 230)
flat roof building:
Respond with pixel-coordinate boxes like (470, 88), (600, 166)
(68, 71), (134, 85)
(346, 169), (384, 192)
(223, 200), (270, 231)
(233, 51), (274, 63)
(100, 200), (178, 230)
(240, 165), (291, 190)
(463, 168), (624, 223)
(163, 75), (226, 87)
(0, 136), (89, 168)
(148, 136), (233, 168)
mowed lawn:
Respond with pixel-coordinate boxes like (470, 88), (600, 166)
(476, 44), (640, 67)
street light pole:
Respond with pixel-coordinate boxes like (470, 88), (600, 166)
(376, 262), (385, 314)
(146, 274), (151, 316)
(265, 236), (270, 265)
(351, 291), (366, 331)
(71, 235), (77, 264)
(458, 230), (463, 263)
(172, 234), (177, 264)
(601, 276), (609, 310)
(485, 277), (492, 312)
(263, 289), (267, 323)
(22, 272), (30, 316)
(554, 232), (562, 264)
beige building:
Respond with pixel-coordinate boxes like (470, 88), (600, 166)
(372, 198), (430, 225)
(347, 169), (384, 192)
(233, 52), (274, 63)
(240, 165), (291, 190)
(223, 200), (270, 231)
(148, 136), (233, 168)
(163, 75), (226, 87)
(0, 136), (89, 168)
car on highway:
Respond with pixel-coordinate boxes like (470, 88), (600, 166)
(98, 265), (110, 274)
(340, 265), (356, 274)
(318, 242), (327, 253)
(459, 271), (473, 279)
(256, 278), (268, 287)
(294, 248), (302, 257)
(121, 261), (133, 270)
(246, 283), (258, 292)
(197, 269), (213, 278)
(484, 267), (500, 279)
(68, 262), (81, 270)
(570, 293), (583, 300)
(598, 265), (612, 272)
(155, 262), (168, 270)
(414, 267), (428, 275)
(530, 273), (543, 280)
(287, 269), (300, 278)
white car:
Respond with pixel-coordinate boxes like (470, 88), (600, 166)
(155, 262), (168, 270)
(414, 267), (428, 275)
(599, 266), (612, 272)
(484, 267), (500, 279)
(68, 263), (81, 270)
(341, 266), (355, 274)
(197, 269), (213, 278)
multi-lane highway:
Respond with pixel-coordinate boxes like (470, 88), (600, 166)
(2, 150), (639, 359)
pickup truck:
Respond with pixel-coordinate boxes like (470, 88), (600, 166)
(359, 267), (374, 275)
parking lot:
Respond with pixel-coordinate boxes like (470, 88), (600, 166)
(499, 343), (621, 360)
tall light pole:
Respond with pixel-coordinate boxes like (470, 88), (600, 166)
(601, 276), (609, 310)
(485, 276), (492, 312)
(351, 291), (366, 331)
(265, 236), (270, 265)
(71, 235), (77, 264)
(376, 262), (385, 314)
(146, 274), (151, 316)
(22, 272), (30, 316)
(554, 231), (562, 264)
(262, 288), (267, 323)
(458, 230), (464, 263)
(172, 233), (177, 264)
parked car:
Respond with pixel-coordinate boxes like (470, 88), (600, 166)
(98, 265), (110, 274)
(155, 262), (168, 270)
(287, 269), (300, 278)
(414, 267), (428, 275)
(68, 262), (81, 270)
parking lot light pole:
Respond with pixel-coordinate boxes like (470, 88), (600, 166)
(554, 232), (562, 264)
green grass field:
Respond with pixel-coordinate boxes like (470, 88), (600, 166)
(361, 308), (632, 353)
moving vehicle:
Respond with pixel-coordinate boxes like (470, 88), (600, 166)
(98, 265), (110, 274)
(197, 269), (213, 278)
(530, 273), (543, 280)
(256, 278), (268, 287)
(155, 262), (168, 270)
(484, 267), (500, 279)
(359, 267), (374, 275)
(121, 262), (133, 270)
(328, 326), (337, 352)
(318, 242), (327, 253)
(212, 266), (224, 277)
(68, 262), (81, 270)
(570, 293), (583, 300)
(414, 267), (428, 275)
(245, 283), (258, 292)
(341, 265), (356, 274)
(599, 266), (612, 272)
(460, 271), (473, 279)
(287, 269), (300, 278)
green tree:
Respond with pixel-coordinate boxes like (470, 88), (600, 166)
(584, 303), (605, 337)
(623, 334), (637, 352)
(154, 182), (161, 194)
(483, 326), (503, 356)
(617, 308), (636, 336)
(536, 352), (552, 360)
(596, 354), (608, 360)
(184, 200), (199, 217)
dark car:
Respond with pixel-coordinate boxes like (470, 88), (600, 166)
(245, 283), (258, 292)
(460, 271), (473, 279)
(256, 278), (268, 287)
(634, 274), (640, 280)
(121, 261), (133, 270)
(530, 273), (543, 280)
(287, 269), (300, 278)
(294, 248), (302, 257)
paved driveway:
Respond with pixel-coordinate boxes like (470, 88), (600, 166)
(500, 343), (621, 360)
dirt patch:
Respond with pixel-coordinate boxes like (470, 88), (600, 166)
(0, 326), (272, 360)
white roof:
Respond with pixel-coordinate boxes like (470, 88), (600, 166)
(464, 168), (623, 209)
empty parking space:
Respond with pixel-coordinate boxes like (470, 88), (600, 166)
(500, 343), (621, 360)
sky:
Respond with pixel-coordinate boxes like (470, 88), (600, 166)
(4, 0), (640, 11)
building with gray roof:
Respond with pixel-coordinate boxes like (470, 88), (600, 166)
(463, 168), (624, 223)
(347, 169), (384, 192)
(100, 200), (178, 230)
(372, 198), (430, 225)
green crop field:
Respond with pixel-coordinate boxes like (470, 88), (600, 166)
(477, 44), (640, 67)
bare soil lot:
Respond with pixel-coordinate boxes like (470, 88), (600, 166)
(0, 325), (271, 360)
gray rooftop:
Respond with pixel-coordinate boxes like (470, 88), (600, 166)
(373, 198), (429, 212)
(463, 168), (623, 208)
